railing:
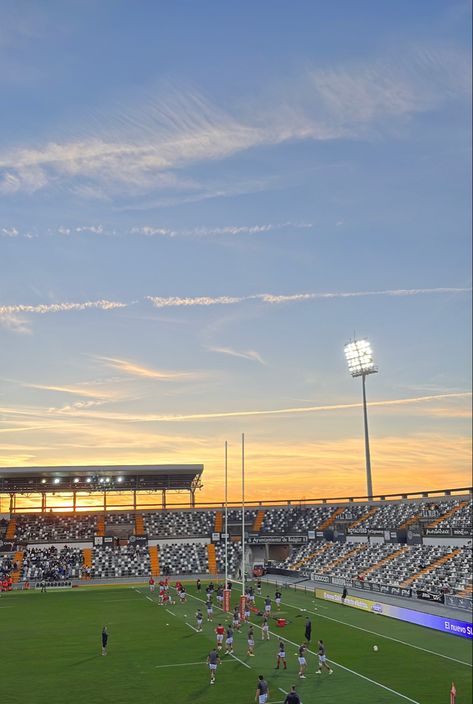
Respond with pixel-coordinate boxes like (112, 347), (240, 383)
(3, 486), (471, 514)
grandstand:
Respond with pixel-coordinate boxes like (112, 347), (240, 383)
(0, 466), (471, 704)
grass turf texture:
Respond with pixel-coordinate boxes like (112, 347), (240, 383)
(0, 581), (471, 704)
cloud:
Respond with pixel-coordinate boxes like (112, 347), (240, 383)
(0, 45), (468, 200)
(208, 346), (267, 365)
(0, 299), (130, 316)
(0, 314), (32, 334)
(94, 355), (205, 382)
(20, 382), (117, 400)
(0, 391), (469, 425)
(129, 222), (313, 238)
(0, 287), (470, 321)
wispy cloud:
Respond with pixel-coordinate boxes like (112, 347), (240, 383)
(0, 299), (130, 316)
(0, 45), (468, 200)
(129, 222), (313, 238)
(208, 346), (267, 365)
(0, 314), (32, 334)
(146, 287), (472, 309)
(0, 287), (469, 319)
(0, 391), (469, 424)
(94, 355), (205, 382)
(20, 382), (117, 400)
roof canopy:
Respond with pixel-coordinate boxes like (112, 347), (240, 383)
(0, 464), (203, 494)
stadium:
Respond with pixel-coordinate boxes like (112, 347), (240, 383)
(1, 3), (471, 704)
(1, 458), (471, 703)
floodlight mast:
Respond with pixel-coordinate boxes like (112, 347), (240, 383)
(344, 339), (378, 499)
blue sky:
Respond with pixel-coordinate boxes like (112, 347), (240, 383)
(0, 0), (471, 503)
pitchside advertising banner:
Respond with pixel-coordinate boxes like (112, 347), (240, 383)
(445, 594), (473, 612)
(315, 588), (473, 640)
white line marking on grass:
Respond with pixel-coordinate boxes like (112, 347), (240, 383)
(281, 599), (472, 668)
(229, 653), (251, 669)
(183, 588), (421, 703)
(155, 661), (207, 668)
(146, 596), (153, 602)
(166, 608), (176, 616)
(185, 622), (199, 632)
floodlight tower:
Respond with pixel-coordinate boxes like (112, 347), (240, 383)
(344, 339), (378, 499)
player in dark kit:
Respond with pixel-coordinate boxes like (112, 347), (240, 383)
(275, 640), (287, 669)
(316, 639), (333, 675)
(284, 685), (301, 704)
(255, 674), (269, 704)
(304, 617), (312, 643)
(101, 626), (108, 656)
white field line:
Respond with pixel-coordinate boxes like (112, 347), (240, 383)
(229, 652), (251, 669)
(279, 598), (472, 668)
(146, 596), (153, 602)
(185, 622), (199, 632)
(183, 589), (421, 704)
(166, 608), (177, 616)
(155, 661), (207, 668)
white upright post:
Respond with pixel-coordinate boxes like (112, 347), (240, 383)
(224, 440), (228, 590)
(241, 432), (245, 597)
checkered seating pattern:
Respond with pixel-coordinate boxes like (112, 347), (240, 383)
(351, 503), (420, 532)
(143, 511), (215, 537)
(260, 507), (301, 534)
(434, 501), (472, 531)
(92, 545), (150, 578)
(159, 542), (208, 575)
(291, 506), (337, 531)
(215, 541), (241, 574)
(105, 513), (134, 525)
(14, 514), (96, 542)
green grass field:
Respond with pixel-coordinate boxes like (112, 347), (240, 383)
(0, 581), (471, 703)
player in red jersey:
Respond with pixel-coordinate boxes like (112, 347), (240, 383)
(215, 623), (225, 650)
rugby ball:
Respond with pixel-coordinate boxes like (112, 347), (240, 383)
(373, 645), (379, 652)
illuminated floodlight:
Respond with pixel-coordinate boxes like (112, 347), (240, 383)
(117, 477), (123, 483)
(99, 478), (104, 484)
(105, 477), (111, 483)
(86, 477), (92, 484)
(344, 339), (377, 378)
(73, 478), (80, 484)
(41, 478), (47, 484)
(53, 478), (60, 485)
(344, 337), (379, 499)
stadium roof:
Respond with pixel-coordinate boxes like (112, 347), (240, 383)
(0, 464), (203, 494)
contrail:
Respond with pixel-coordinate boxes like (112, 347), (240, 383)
(0, 287), (470, 317)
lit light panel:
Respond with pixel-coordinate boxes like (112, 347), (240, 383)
(344, 339), (377, 377)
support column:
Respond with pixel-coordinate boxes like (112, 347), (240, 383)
(190, 489), (195, 508)
(103, 491), (107, 511)
(9, 493), (14, 514)
(133, 490), (137, 511)
(41, 493), (46, 512)
(73, 492), (77, 513)
(162, 489), (167, 510)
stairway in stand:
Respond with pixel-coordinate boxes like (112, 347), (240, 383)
(359, 546), (409, 578)
(400, 548), (462, 588)
(82, 548), (92, 579)
(5, 517), (16, 541)
(207, 543), (217, 575)
(148, 546), (160, 577)
(348, 507), (378, 530)
(96, 515), (105, 537)
(134, 514), (145, 536)
(426, 501), (469, 528)
(320, 543), (367, 574)
(319, 507), (344, 530)
(292, 543), (332, 571)
(252, 510), (265, 532)
(214, 511), (223, 532)
(11, 551), (24, 584)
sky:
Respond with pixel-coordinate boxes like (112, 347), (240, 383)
(0, 0), (471, 509)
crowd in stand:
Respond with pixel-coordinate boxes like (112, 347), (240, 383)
(22, 546), (84, 582)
